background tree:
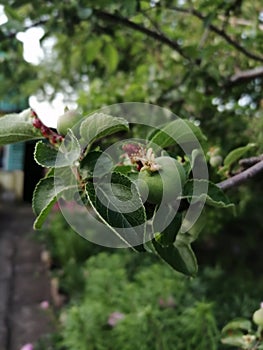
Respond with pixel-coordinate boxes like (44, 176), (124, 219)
(1, 2), (263, 349)
(0, 0), (263, 269)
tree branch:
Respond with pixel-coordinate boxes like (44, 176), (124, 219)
(92, 9), (192, 62)
(239, 154), (263, 167)
(227, 66), (263, 85)
(1, 8), (193, 63)
(217, 159), (263, 191)
(168, 6), (263, 63)
(218, 15), (263, 31)
(0, 18), (48, 41)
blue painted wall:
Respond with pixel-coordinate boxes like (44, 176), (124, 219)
(0, 98), (28, 171)
(3, 143), (25, 171)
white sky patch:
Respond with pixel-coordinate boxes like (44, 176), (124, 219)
(1, 5), (78, 127)
(0, 5), (8, 25)
(16, 27), (45, 64)
(29, 94), (77, 128)
(16, 28), (75, 128)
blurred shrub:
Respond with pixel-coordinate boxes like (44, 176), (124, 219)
(36, 211), (263, 350)
(40, 211), (104, 266)
(60, 252), (220, 350)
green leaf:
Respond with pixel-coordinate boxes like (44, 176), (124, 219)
(80, 112), (129, 146)
(85, 38), (102, 63)
(224, 143), (256, 168)
(152, 239), (198, 276)
(32, 176), (76, 229)
(79, 150), (113, 179)
(147, 119), (207, 151)
(0, 109), (41, 145)
(183, 148), (206, 177)
(113, 165), (136, 175)
(222, 319), (252, 334)
(34, 141), (60, 168)
(154, 212), (182, 247)
(221, 335), (249, 347)
(120, 0), (137, 16)
(85, 172), (146, 247)
(182, 179), (234, 209)
(104, 43), (119, 73)
(4, 4), (24, 21)
(180, 209), (208, 243)
(34, 130), (81, 168)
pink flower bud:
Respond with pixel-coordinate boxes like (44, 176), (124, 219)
(32, 118), (43, 129)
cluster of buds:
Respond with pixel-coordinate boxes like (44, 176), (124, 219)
(122, 143), (161, 172)
(31, 109), (64, 146)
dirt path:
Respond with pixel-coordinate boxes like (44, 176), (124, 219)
(0, 202), (53, 350)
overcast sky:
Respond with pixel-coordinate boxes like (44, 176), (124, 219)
(0, 5), (75, 128)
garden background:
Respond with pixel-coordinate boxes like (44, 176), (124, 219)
(0, 1), (263, 349)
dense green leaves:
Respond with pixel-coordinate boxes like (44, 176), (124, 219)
(0, 109), (41, 145)
(1, 0), (262, 279)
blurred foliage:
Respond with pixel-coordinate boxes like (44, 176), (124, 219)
(1, 0), (262, 199)
(35, 212), (263, 349)
(58, 252), (221, 350)
(1, 1), (263, 346)
(1, 0), (263, 139)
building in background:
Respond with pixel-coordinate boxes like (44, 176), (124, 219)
(0, 100), (43, 202)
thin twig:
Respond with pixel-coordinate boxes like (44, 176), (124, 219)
(217, 159), (263, 191)
(168, 6), (263, 63)
(239, 154), (263, 168)
(228, 66), (263, 85)
(0, 18), (48, 41)
(1, 8), (193, 62)
(93, 9), (191, 61)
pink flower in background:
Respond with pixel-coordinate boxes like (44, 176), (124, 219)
(20, 344), (34, 350)
(260, 302), (263, 309)
(158, 296), (176, 308)
(40, 300), (50, 309)
(158, 298), (165, 307)
(108, 311), (125, 327)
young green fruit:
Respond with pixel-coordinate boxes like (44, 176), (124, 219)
(253, 308), (263, 327)
(137, 156), (186, 204)
(57, 109), (82, 136)
(209, 155), (222, 167)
